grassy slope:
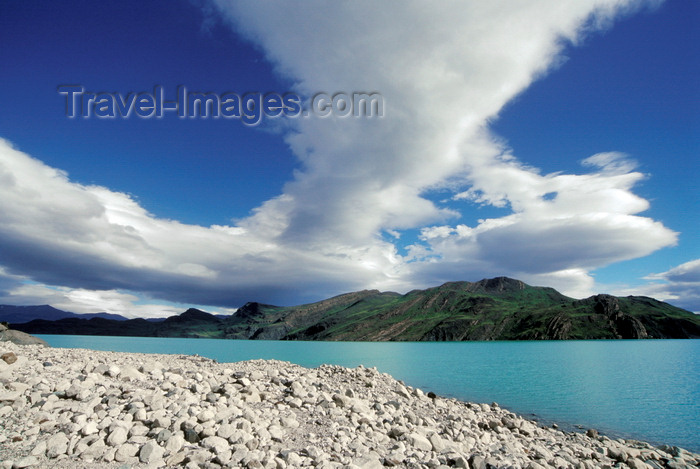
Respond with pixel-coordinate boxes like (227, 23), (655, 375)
(222, 279), (699, 341)
(13, 278), (700, 340)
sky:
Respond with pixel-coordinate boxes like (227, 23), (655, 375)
(0, 0), (698, 318)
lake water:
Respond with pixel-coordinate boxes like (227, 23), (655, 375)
(36, 335), (699, 452)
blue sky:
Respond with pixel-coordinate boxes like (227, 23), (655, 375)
(0, 0), (698, 317)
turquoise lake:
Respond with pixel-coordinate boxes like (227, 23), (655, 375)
(37, 335), (699, 452)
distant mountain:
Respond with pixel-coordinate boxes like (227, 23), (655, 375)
(0, 322), (48, 346)
(10, 277), (700, 340)
(0, 305), (74, 323)
(10, 308), (221, 338)
(82, 312), (130, 321)
(0, 305), (129, 324)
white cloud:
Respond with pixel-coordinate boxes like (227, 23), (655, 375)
(214, 0), (634, 246)
(615, 259), (700, 312)
(0, 271), (236, 318)
(209, 0), (676, 292)
(0, 0), (685, 315)
(0, 139), (388, 310)
(647, 259), (700, 284)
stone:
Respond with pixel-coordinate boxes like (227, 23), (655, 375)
(286, 452), (303, 466)
(139, 439), (165, 464)
(520, 421), (536, 436)
(628, 458), (651, 469)
(217, 423), (236, 439)
(202, 435), (230, 455)
(65, 383), (82, 399)
(129, 424), (149, 437)
(120, 365), (144, 381)
(386, 400), (401, 410)
(395, 385), (411, 399)
(166, 451), (187, 466)
(81, 421), (99, 436)
(353, 453), (384, 469)
(408, 433), (432, 451)
(268, 425), (285, 441)
(156, 428), (172, 443)
(332, 394), (350, 407)
(487, 419), (501, 430)
(133, 408), (147, 421)
(351, 402), (371, 414)
(0, 390), (21, 402)
(93, 364), (109, 375)
(470, 455), (486, 469)
(280, 417), (299, 429)
(532, 444), (554, 461)
(197, 409), (215, 422)
(46, 432), (70, 458)
(1, 352), (17, 365)
(29, 440), (47, 456)
(184, 427), (200, 443)
(11, 456), (39, 468)
(231, 446), (249, 463)
(429, 433), (446, 452)
(165, 433), (185, 453)
(608, 446), (628, 462)
(115, 443), (139, 462)
(250, 370), (265, 381)
(106, 426), (128, 446)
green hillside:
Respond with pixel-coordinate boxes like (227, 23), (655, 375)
(13, 277), (700, 340)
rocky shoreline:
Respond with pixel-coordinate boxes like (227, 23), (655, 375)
(0, 343), (697, 469)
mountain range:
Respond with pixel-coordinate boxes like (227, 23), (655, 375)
(0, 304), (129, 323)
(7, 277), (700, 340)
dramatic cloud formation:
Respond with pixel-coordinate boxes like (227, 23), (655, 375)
(211, 0), (677, 295)
(1, 0), (692, 316)
(0, 138), (382, 312)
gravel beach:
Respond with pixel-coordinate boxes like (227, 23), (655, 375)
(0, 342), (697, 469)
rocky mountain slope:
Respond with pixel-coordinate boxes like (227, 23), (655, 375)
(11, 277), (700, 341)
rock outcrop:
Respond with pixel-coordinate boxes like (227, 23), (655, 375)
(544, 314), (573, 340)
(593, 295), (649, 339)
(0, 323), (47, 347)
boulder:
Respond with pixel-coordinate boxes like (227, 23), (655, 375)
(0, 325), (48, 346)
